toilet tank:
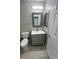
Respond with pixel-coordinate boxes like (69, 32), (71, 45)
(21, 32), (29, 38)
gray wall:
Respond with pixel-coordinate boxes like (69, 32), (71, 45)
(20, 0), (46, 32)
(20, 0), (32, 32)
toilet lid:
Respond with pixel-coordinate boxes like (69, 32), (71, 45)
(21, 38), (28, 47)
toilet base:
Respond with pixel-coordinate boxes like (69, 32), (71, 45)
(22, 46), (28, 51)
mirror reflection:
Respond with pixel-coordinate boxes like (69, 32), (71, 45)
(32, 13), (42, 27)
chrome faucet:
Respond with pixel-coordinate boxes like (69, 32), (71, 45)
(36, 27), (39, 31)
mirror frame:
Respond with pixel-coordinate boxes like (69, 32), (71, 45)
(44, 11), (50, 27)
(32, 13), (43, 27)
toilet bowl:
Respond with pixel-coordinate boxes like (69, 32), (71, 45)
(20, 32), (29, 51)
(20, 38), (28, 51)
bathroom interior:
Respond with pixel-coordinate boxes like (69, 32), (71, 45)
(20, 0), (58, 59)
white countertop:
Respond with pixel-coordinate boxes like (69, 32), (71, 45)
(31, 30), (45, 35)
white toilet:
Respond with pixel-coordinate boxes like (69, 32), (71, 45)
(20, 32), (29, 51)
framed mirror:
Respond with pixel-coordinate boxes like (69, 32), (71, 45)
(32, 13), (43, 27)
(44, 11), (50, 27)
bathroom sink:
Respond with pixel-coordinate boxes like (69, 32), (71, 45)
(31, 30), (45, 35)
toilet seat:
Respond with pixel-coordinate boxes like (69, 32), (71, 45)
(21, 38), (28, 47)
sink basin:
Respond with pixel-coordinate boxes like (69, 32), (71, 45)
(31, 30), (45, 35)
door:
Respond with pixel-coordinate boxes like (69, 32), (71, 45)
(46, 8), (58, 59)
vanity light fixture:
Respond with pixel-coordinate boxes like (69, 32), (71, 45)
(32, 5), (44, 10)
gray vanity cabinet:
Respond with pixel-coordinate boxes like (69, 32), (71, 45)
(31, 34), (46, 45)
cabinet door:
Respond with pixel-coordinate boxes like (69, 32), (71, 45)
(32, 34), (45, 45)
